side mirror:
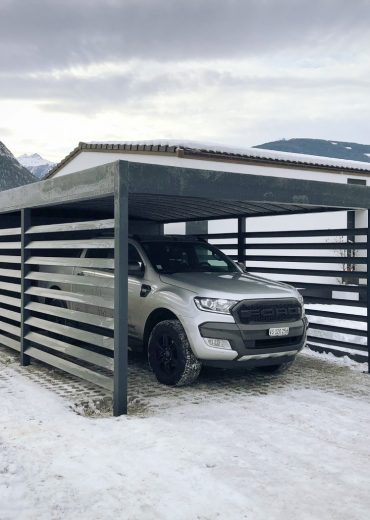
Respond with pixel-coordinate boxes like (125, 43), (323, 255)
(235, 261), (246, 272)
(128, 261), (144, 276)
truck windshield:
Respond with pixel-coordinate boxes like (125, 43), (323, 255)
(141, 241), (238, 274)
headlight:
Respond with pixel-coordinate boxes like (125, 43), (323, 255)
(296, 291), (305, 316)
(296, 291), (304, 306)
(194, 297), (238, 314)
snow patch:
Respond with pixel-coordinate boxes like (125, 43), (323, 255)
(86, 139), (370, 171)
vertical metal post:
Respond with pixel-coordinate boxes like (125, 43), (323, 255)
(113, 168), (129, 416)
(20, 208), (31, 366)
(237, 217), (246, 264)
(367, 210), (370, 374)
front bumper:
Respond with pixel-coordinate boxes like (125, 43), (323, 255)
(197, 316), (308, 367)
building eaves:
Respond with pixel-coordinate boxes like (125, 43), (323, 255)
(46, 139), (370, 178)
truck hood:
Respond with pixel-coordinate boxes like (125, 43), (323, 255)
(159, 271), (298, 300)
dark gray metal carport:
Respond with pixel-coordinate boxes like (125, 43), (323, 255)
(0, 160), (369, 415)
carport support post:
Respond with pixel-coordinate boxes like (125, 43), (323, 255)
(20, 208), (31, 366)
(367, 210), (370, 374)
(113, 171), (129, 416)
(237, 217), (246, 264)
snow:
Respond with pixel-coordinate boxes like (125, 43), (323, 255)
(86, 139), (370, 172)
(17, 153), (53, 168)
(1, 350), (370, 520)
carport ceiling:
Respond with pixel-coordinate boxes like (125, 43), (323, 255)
(0, 160), (369, 220)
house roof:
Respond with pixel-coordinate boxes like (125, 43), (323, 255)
(47, 139), (370, 178)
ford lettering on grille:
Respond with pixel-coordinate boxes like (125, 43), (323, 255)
(236, 301), (301, 324)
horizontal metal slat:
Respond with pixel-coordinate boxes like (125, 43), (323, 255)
(0, 308), (20, 322)
(244, 255), (368, 264)
(0, 333), (20, 351)
(0, 268), (21, 278)
(26, 256), (115, 269)
(0, 294), (21, 308)
(0, 320), (20, 337)
(307, 343), (367, 363)
(305, 309), (367, 323)
(0, 227), (21, 236)
(282, 281), (366, 293)
(201, 228), (369, 239)
(0, 255), (21, 264)
(26, 332), (114, 370)
(307, 335), (367, 351)
(27, 238), (114, 249)
(0, 281), (21, 293)
(304, 296), (366, 307)
(26, 286), (114, 309)
(241, 243), (367, 250)
(26, 316), (114, 349)
(27, 218), (115, 234)
(246, 267), (367, 278)
(25, 347), (113, 391)
(26, 302), (114, 329)
(26, 271), (114, 289)
(0, 242), (21, 249)
(308, 322), (367, 337)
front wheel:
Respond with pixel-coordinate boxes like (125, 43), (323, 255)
(148, 320), (202, 386)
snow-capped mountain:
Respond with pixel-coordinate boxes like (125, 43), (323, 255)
(0, 142), (37, 191)
(17, 153), (55, 179)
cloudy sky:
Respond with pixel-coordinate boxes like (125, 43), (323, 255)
(1, 0), (370, 162)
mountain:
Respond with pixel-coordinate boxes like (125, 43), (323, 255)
(254, 138), (370, 163)
(17, 153), (55, 179)
(0, 142), (37, 191)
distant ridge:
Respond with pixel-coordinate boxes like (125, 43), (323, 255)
(0, 141), (37, 191)
(254, 138), (370, 164)
(18, 153), (55, 179)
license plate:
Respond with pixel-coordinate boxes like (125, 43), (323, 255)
(269, 327), (289, 337)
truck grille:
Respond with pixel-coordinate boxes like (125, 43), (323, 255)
(234, 299), (301, 325)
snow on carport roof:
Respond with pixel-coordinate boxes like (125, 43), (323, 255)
(47, 139), (370, 179)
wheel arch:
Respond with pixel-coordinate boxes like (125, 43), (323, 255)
(143, 308), (179, 348)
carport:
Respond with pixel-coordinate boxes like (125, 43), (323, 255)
(0, 159), (369, 415)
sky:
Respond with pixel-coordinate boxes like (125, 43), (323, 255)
(1, 0), (370, 162)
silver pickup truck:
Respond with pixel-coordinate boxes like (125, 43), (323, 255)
(43, 235), (308, 386)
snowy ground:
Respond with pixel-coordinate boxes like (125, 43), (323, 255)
(1, 346), (370, 520)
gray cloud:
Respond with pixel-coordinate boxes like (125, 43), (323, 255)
(1, 66), (368, 116)
(1, 0), (370, 73)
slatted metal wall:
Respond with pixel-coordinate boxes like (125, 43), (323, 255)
(24, 214), (116, 390)
(0, 213), (22, 353)
(0, 210), (116, 391)
(202, 218), (369, 366)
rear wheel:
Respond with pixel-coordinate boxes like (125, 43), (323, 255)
(148, 319), (202, 386)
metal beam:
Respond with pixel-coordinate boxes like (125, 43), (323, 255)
(237, 217), (246, 264)
(113, 165), (129, 416)
(126, 161), (370, 210)
(20, 208), (31, 366)
(367, 210), (370, 374)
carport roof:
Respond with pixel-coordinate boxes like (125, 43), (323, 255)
(1, 160), (370, 222)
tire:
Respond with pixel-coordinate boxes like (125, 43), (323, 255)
(256, 361), (293, 373)
(148, 319), (202, 386)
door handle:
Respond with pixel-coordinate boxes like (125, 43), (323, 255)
(140, 284), (151, 297)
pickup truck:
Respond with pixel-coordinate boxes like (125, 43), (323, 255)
(44, 235), (308, 386)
